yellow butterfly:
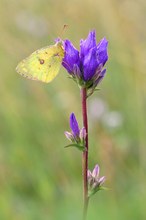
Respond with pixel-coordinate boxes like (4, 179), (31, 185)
(16, 41), (64, 83)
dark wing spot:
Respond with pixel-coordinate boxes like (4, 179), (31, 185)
(39, 58), (45, 64)
(53, 53), (59, 57)
(48, 64), (51, 68)
(45, 52), (48, 54)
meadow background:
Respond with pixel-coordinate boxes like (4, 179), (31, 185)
(0, 0), (146, 219)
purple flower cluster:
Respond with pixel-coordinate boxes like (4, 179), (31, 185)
(62, 30), (108, 91)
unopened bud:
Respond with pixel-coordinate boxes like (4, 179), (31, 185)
(64, 131), (74, 142)
(80, 127), (86, 141)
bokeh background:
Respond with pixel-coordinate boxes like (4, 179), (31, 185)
(0, 0), (146, 219)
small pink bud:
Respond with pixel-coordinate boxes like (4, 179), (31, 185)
(80, 127), (86, 140)
(87, 170), (92, 178)
(99, 176), (106, 185)
(88, 164), (106, 197)
(92, 164), (100, 179)
(64, 131), (74, 142)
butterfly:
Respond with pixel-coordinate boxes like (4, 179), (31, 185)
(16, 41), (65, 83)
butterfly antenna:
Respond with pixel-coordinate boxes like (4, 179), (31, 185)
(59, 24), (68, 39)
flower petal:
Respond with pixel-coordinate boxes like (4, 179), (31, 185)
(80, 30), (97, 59)
(92, 164), (100, 178)
(62, 40), (80, 74)
(70, 113), (80, 137)
(96, 38), (108, 66)
(80, 127), (86, 140)
(87, 170), (92, 178)
(64, 131), (74, 142)
(99, 176), (106, 185)
(82, 47), (100, 81)
(94, 69), (106, 86)
(73, 64), (82, 79)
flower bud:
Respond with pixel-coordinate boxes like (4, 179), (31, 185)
(70, 113), (80, 139)
(64, 131), (74, 142)
(80, 127), (86, 141)
(88, 164), (106, 197)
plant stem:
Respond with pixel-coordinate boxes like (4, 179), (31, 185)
(81, 87), (89, 220)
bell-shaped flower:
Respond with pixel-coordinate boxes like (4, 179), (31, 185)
(62, 40), (80, 74)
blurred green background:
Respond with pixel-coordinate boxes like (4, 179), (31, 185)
(0, 0), (146, 219)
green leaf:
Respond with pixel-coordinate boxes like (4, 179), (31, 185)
(64, 144), (86, 151)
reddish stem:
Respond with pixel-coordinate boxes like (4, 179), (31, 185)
(81, 87), (89, 220)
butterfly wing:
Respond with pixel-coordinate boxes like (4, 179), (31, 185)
(16, 43), (64, 83)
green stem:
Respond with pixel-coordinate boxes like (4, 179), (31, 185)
(81, 87), (89, 220)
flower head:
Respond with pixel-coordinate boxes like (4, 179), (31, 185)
(62, 30), (108, 94)
(88, 164), (106, 197)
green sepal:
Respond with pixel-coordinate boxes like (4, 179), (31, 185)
(64, 143), (86, 151)
(87, 88), (100, 98)
(100, 186), (109, 191)
(94, 88), (101, 91)
(88, 186), (108, 198)
(88, 188), (100, 198)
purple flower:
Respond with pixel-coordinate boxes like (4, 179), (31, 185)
(62, 30), (108, 90)
(62, 40), (80, 74)
(80, 31), (97, 59)
(70, 113), (80, 138)
(64, 113), (86, 144)
(88, 164), (106, 197)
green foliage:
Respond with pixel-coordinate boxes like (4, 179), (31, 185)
(0, 0), (146, 219)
